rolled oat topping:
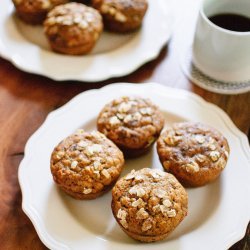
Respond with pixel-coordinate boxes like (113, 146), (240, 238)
(158, 122), (229, 172)
(132, 198), (145, 208)
(157, 122), (230, 187)
(97, 96), (164, 151)
(125, 169), (136, 180)
(141, 218), (152, 231)
(92, 0), (148, 26)
(117, 208), (128, 228)
(209, 151), (220, 162)
(185, 162), (200, 173)
(50, 130), (124, 197)
(136, 207), (149, 220)
(112, 168), (188, 235)
(44, 2), (103, 54)
(44, 3), (103, 32)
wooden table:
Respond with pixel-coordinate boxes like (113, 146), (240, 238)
(0, 0), (249, 249)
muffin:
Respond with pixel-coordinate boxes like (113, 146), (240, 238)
(12, 0), (69, 25)
(50, 130), (124, 199)
(44, 2), (103, 55)
(97, 96), (165, 158)
(157, 122), (230, 187)
(112, 168), (188, 242)
(91, 0), (148, 32)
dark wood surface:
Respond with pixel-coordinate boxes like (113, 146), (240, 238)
(0, 0), (249, 249)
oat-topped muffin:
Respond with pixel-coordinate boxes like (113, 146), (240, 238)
(50, 130), (124, 199)
(97, 96), (164, 157)
(112, 168), (188, 242)
(12, 0), (69, 25)
(157, 122), (230, 187)
(44, 3), (103, 55)
(91, 0), (148, 32)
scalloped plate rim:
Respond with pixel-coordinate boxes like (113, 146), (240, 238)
(18, 83), (250, 250)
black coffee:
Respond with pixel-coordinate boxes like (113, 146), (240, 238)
(209, 13), (250, 32)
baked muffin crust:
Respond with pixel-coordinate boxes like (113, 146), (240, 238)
(50, 130), (124, 199)
(12, 0), (69, 24)
(97, 96), (164, 157)
(44, 2), (103, 55)
(157, 122), (230, 187)
(112, 168), (188, 242)
(91, 0), (148, 32)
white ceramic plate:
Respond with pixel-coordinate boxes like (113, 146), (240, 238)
(18, 83), (250, 250)
(0, 0), (172, 81)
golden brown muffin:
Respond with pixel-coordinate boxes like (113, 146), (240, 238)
(91, 0), (148, 32)
(50, 130), (124, 199)
(97, 96), (165, 158)
(12, 0), (69, 25)
(157, 122), (230, 187)
(112, 168), (188, 242)
(44, 2), (103, 55)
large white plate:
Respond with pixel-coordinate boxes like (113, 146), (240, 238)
(18, 83), (250, 250)
(0, 0), (172, 81)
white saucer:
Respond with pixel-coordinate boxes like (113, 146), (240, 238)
(180, 47), (250, 95)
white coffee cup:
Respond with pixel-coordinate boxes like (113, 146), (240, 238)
(192, 0), (250, 83)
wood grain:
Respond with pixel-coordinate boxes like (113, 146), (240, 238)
(0, 0), (249, 249)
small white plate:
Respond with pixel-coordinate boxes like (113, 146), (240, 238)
(18, 83), (250, 250)
(0, 0), (173, 81)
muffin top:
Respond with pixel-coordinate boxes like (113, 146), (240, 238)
(157, 122), (230, 174)
(112, 168), (188, 235)
(97, 96), (164, 149)
(44, 2), (103, 43)
(50, 130), (124, 195)
(13, 0), (69, 11)
(92, 0), (148, 20)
